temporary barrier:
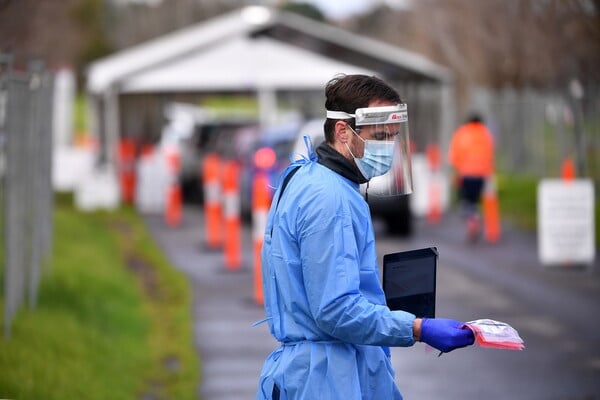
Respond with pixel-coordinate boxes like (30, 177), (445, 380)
(202, 153), (223, 249)
(117, 138), (137, 204)
(222, 160), (242, 270)
(53, 140), (96, 192)
(74, 165), (121, 211)
(426, 143), (442, 224)
(482, 177), (501, 243)
(135, 145), (167, 214)
(1, 54), (55, 335)
(252, 171), (272, 305)
(164, 147), (182, 228)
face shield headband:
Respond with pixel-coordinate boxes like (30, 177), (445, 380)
(326, 104), (408, 126)
(326, 104), (413, 196)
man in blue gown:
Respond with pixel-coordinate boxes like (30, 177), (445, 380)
(256, 74), (474, 400)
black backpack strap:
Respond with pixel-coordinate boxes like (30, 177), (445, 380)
(274, 166), (300, 210)
(270, 166), (300, 236)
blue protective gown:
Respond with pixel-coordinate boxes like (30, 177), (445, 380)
(256, 142), (416, 400)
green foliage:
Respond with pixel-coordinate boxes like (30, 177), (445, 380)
(199, 95), (260, 115)
(71, 0), (113, 66)
(497, 174), (539, 231)
(281, 2), (326, 21)
(74, 93), (88, 134)
(0, 201), (198, 399)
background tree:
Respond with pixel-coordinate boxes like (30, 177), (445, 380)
(281, 2), (325, 21)
(0, 0), (85, 69)
(1, 0), (598, 100)
(349, 0), (600, 107)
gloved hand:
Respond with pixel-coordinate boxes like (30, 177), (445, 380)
(420, 318), (475, 353)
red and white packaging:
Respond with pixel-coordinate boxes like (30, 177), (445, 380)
(463, 319), (525, 350)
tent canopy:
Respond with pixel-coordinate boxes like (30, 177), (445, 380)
(121, 36), (375, 93)
(86, 5), (451, 95)
(84, 6), (454, 167)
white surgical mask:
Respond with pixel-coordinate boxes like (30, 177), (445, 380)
(346, 126), (395, 180)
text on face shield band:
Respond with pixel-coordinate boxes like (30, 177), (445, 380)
(326, 104), (408, 125)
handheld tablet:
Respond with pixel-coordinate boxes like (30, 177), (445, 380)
(382, 247), (437, 318)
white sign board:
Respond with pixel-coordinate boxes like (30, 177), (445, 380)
(537, 179), (595, 266)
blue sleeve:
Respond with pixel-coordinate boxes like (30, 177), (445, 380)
(298, 185), (416, 347)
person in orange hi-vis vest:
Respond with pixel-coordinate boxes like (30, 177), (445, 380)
(448, 113), (495, 242)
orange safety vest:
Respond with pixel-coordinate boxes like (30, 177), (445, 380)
(448, 122), (495, 176)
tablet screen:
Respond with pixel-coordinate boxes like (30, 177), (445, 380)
(383, 247), (437, 318)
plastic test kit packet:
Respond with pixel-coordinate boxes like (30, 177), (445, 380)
(463, 319), (525, 350)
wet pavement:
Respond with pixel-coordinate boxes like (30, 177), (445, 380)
(144, 205), (600, 400)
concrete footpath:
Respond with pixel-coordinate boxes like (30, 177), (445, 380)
(145, 206), (277, 399)
(144, 205), (600, 399)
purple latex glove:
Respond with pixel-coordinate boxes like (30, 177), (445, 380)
(420, 318), (475, 353)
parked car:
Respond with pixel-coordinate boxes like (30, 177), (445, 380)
(159, 102), (259, 204)
(292, 119), (413, 236)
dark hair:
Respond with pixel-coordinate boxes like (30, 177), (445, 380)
(323, 74), (401, 142)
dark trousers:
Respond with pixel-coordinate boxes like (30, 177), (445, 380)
(459, 176), (485, 215)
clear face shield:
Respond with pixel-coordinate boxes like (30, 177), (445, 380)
(327, 104), (413, 196)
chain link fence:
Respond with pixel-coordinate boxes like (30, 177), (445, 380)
(1, 53), (54, 336)
(470, 85), (600, 187)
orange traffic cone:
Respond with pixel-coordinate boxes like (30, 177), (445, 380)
(426, 142), (441, 170)
(426, 143), (442, 224)
(222, 160), (242, 271)
(164, 148), (182, 228)
(252, 171), (272, 305)
(202, 153), (223, 249)
(561, 157), (576, 181)
(427, 177), (442, 224)
(482, 178), (501, 243)
(117, 138), (137, 204)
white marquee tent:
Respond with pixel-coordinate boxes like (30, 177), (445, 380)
(119, 36), (375, 93)
(86, 5), (454, 165)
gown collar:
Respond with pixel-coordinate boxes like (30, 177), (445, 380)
(315, 142), (368, 184)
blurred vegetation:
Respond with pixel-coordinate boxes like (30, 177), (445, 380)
(74, 93), (88, 135)
(0, 194), (199, 399)
(199, 95), (260, 116)
(71, 0), (113, 71)
(498, 174), (600, 247)
(281, 2), (326, 21)
(497, 174), (539, 231)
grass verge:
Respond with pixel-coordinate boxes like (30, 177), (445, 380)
(497, 173), (599, 247)
(0, 195), (199, 399)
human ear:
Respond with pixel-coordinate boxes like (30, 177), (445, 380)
(334, 121), (349, 143)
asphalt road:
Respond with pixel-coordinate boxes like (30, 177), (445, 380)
(145, 205), (600, 400)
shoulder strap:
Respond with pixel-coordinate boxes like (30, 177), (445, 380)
(269, 166), (300, 237)
(275, 166), (300, 210)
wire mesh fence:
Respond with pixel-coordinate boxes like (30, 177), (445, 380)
(470, 85), (599, 186)
(0, 54), (54, 336)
